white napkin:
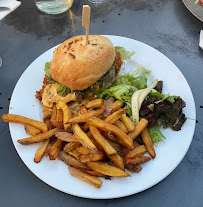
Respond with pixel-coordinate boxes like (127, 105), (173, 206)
(200, 30), (203, 50)
(0, 0), (21, 20)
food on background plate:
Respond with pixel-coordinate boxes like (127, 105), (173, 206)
(2, 34), (187, 188)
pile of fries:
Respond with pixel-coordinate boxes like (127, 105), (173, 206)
(2, 98), (156, 188)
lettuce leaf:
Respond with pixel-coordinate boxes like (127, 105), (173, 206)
(115, 46), (135, 60)
(44, 62), (52, 79)
(57, 84), (70, 97)
(148, 126), (166, 143)
(149, 92), (178, 104)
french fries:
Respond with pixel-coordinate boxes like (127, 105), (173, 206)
(45, 138), (57, 157)
(108, 100), (123, 113)
(73, 124), (98, 154)
(68, 149), (80, 159)
(17, 127), (60, 145)
(56, 109), (63, 123)
(43, 106), (52, 120)
(125, 156), (151, 165)
(114, 120), (128, 134)
(64, 142), (81, 153)
(104, 109), (127, 124)
(34, 139), (50, 163)
(50, 104), (62, 127)
(141, 128), (156, 159)
(68, 108), (104, 123)
(48, 139), (63, 160)
(24, 125), (41, 136)
(2, 114), (48, 132)
(128, 118), (148, 140)
(87, 162), (130, 177)
(87, 118), (133, 149)
(79, 152), (105, 163)
(83, 170), (106, 177)
(86, 99), (104, 108)
(125, 145), (147, 159)
(3, 94), (158, 188)
(76, 145), (89, 155)
(125, 164), (142, 173)
(55, 132), (79, 143)
(68, 166), (102, 188)
(120, 114), (135, 132)
(89, 125), (117, 155)
(58, 153), (89, 170)
(108, 153), (124, 170)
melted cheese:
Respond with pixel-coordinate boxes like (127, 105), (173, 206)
(42, 83), (76, 108)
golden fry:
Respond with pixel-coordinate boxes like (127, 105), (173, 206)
(79, 152), (105, 163)
(45, 138), (57, 157)
(24, 125), (41, 136)
(125, 164), (142, 173)
(133, 141), (140, 148)
(68, 149), (80, 160)
(141, 128), (156, 159)
(44, 119), (53, 130)
(68, 108), (105, 123)
(128, 118), (148, 140)
(73, 124), (98, 154)
(87, 162), (130, 177)
(43, 106), (52, 120)
(81, 123), (89, 132)
(108, 153), (124, 170)
(49, 139), (63, 160)
(104, 109), (127, 124)
(114, 120), (128, 134)
(108, 100), (123, 113)
(58, 153), (89, 170)
(86, 99), (104, 108)
(125, 156), (151, 165)
(34, 139), (50, 163)
(50, 104), (62, 127)
(76, 145), (89, 155)
(55, 132), (79, 143)
(83, 170), (106, 177)
(125, 145), (147, 159)
(68, 166), (102, 188)
(17, 127), (60, 145)
(2, 113), (48, 132)
(58, 103), (72, 124)
(87, 118), (133, 149)
(79, 105), (88, 115)
(120, 114), (135, 132)
(56, 109), (63, 123)
(89, 125), (117, 155)
(64, 142), (81, 153)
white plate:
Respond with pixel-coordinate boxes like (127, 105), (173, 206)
(9, 35), (196, 199)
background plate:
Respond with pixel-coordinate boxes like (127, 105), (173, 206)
(182, 0), (203, 22)
(9, 35), (196, 199)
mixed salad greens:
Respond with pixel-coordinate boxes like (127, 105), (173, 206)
(43, 47), (186, 144)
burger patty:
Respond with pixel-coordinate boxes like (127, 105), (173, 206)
(113, 52), (123, 77)
(36, 52), (123, 101)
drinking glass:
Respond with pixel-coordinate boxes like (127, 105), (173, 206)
(35, 0), (73, 15)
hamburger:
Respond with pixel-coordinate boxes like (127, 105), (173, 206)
(36, 35), (123, 103)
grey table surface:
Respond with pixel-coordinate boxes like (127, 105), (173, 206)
(0, 0), (203, 206)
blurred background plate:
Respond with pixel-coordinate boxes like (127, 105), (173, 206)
(182, 0), (203, 22)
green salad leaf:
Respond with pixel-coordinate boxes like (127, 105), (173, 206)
(44, 62), (52, 79)
(148, 126), (166, 143)
(149, 91), (178, 104)
(115, 46), (135, 60)
(57, 84), (70, 97)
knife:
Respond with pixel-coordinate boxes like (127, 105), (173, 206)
(0, 7), (10, 11)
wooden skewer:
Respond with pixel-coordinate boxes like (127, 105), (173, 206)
(82, 5), (91, 45)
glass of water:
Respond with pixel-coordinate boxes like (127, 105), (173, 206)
(35, 0), (73, 15)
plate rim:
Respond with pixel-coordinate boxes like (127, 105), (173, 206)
(182, 0), (203, 22)
(8, 35), (196, 199)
